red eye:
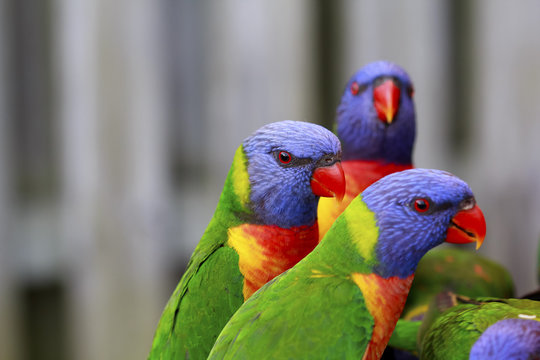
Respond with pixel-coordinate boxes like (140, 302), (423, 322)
(350, 81), (360, 95)
(278, 151), (292, 164)
(414, 198), (430, 213)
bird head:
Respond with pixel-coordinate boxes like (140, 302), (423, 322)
(336, 60), (416, 164)
(361, 169), (486, 278)
(469, 318), (540, 359)
(242, 120), (345, 228)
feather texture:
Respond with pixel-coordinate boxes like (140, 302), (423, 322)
(148, 121), (343, 360)
(208, 169), (486, 360)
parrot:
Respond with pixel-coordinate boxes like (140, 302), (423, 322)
(318, 60), (416, 239)
(207, 169), (486, 360)
(418, 292), (540, 360)
(148, 120), (346, 360)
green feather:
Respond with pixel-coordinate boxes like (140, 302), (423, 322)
(207, 196), (379, 359)
(387, 319), (421, 353)
(210, 272), (373, 359)
(148, 146), (250, 360)
(418, 292), (540, 359)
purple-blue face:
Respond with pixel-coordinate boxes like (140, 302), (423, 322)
(242, 121), (343, 229)
(361, 169), (482, 278)
(337, 60), (416, 164)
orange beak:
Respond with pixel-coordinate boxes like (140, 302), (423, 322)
(446, 205), (486, 250)
(373, 78), (400, 124)
(310, 162), (345, 201)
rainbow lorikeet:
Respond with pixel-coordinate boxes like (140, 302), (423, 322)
(318, 60), (416, 239)
(148, 121), (345, 360)
(207, 169), (486, 360)
(418, 292), (540, 359)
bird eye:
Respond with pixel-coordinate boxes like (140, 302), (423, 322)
(413, 198), (430, 213)
(350, 81), (360, 95)
(407, 85), (414, 98)
(278, 151), (292, 164)
(350, 81), (368, 96)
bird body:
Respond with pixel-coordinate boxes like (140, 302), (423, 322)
(318, 61), (416, 239)
(419, 292), (540, 359)
(148, 121), (345, 360)
(208, 169), (486, 360)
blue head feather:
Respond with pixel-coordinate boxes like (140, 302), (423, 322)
(469, 318), (540, 360)
(242, 120), (341, 229)
(361, 169), (475, 278)
(337, 60), (415, 164)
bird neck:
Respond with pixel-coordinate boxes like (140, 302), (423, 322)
(352, 273), (415, 360)
(315, 196), (380, 275)
(227, 222), (319, 300)
(310, 198), (416, 359)
(337, 108), (415, 165)
(342, 160), (413, 197)
(213, 146), (255, 228)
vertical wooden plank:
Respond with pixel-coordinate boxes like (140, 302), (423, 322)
(176, 0), (316, 254)
(0, 3), (20, 359)
(55, 0), (170, 358)
(54, 0), (100, 358)
(467, 0), (540, 295)
(340, 0), (453, 170)
(102, 0), (170, 357)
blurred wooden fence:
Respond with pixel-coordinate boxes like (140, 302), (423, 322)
(1, 1), (539, 359)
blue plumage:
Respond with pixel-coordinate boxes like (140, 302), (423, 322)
(243, 120), (341, 228)
(362, 169), (476, 278)
(337, 60), (416, 163)
(469, 318), (540, 360)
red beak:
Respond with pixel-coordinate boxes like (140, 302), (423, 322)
(373, 78), (400, 124)
(310, 162), (345, 201)
(446, 204), (486, 250)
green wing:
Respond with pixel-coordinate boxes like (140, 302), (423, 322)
(148, 218), (245, 360)
(208, 267), (374, 360)
(149, 147), (252, 360)
(419, 293), (540, 359)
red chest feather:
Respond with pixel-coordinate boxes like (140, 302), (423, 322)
(228, 223), (319, 299)
(352, 273), (415, 360)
